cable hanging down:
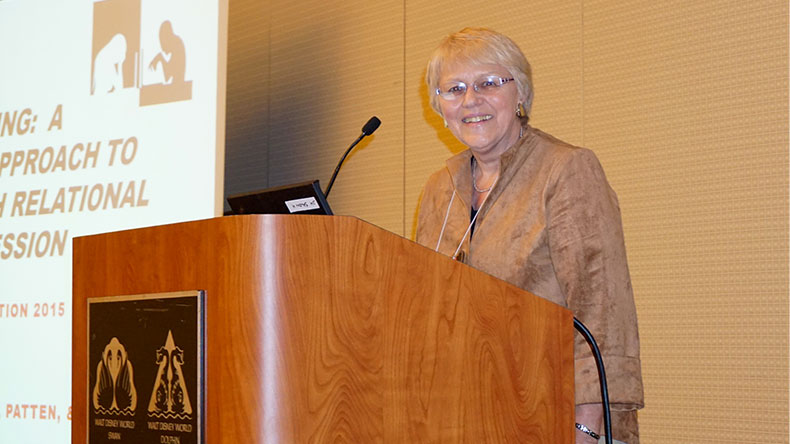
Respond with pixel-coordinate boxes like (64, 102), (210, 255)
(573, 317), (613, 444)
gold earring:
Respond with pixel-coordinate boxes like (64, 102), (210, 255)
(443, 119), (448, 128)
(516, 102), (527, 118)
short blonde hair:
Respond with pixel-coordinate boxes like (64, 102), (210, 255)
(426, 27), (534, 119)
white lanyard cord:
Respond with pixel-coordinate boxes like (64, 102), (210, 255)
(451, 184), (496, 260)
(435, 190), (456, 252)
(435, 177), (498, 260)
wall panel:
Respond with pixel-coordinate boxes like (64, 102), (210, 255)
(267, 0), (405, 234)
(583, 1), (788, 441)
(225, 0), (270, 201)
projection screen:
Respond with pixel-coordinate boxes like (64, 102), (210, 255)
(0, 0), (227, 442)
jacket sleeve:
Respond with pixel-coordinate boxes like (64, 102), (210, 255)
(545, 148), (644, 409)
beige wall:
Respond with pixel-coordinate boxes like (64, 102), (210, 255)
(226, 1), (789, 442)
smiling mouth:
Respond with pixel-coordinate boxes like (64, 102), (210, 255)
(462, 115), (493, 123)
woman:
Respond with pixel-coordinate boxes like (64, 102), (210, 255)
(416, 27), (644, 444)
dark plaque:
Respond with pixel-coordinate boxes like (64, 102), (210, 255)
(87, 291), (204, 444)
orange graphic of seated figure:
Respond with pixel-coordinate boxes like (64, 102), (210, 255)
(141, 20), (192, 106)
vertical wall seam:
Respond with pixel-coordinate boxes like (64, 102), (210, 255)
(403, 0), (407, 236)
(266, 8), (271, 187)
(581, 0), (585, 147)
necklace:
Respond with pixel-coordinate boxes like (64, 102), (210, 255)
(471, 126), (522, 193)
(472, 160), (498, 193)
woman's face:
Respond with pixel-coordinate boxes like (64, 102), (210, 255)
(437, 62), (522, 159)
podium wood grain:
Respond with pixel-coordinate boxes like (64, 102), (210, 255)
(73, 215), (574, 443)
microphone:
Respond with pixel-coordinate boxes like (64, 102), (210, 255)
(361, 116), (381, 136)
(324, 116), (381, 198)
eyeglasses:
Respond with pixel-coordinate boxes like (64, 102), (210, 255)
(435, 76), (515, 100)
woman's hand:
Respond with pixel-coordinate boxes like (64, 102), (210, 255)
(575, 403), (603, 444)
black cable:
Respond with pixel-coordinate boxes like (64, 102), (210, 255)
(573, 317), (612, 444)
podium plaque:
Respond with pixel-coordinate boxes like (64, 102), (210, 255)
(87, 291), (204, 444)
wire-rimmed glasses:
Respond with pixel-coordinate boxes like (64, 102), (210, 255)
(435, 76), (515, 100)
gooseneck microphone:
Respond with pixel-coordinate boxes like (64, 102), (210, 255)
(324, 116), (381, 198)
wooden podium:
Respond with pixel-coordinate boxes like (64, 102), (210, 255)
(73, 215), (574, 443)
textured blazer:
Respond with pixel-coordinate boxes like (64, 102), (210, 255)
(416, 125), (644, 442)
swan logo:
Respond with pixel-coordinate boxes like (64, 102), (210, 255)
(147, 330), (193, 420)
(92, 337), (138, 415)
(90, 0), (192, 106)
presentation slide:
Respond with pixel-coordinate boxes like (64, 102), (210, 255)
(0, 0), (225, 442)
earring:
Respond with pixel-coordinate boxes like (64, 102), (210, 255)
(443, 119), (448, 128)
(516, 102), (527, 118)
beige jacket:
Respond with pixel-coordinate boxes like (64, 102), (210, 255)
(416, 126), (644, 441)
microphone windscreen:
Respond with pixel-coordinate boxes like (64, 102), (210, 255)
(361, 116), (381, 136)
